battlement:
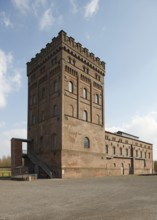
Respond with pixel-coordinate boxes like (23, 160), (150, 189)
(27, 30), (105, 76)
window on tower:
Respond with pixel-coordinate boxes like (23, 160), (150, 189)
(32, 115), (36, 125)
(113, 146), (116, 155)
(95, 94), (99, 104)
(83, 110), (88, 121)
(53, 105), (58, 116)
(53, 80), (58, 93)
(84, 137), (90, 148)
(106, 145), (109, 154)
(120, 147), (122, 156)
(83, 88), (87, 99)
(69, 81), (73, 93)
(52, 133), (57, 149)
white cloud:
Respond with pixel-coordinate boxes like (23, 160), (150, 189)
(32, 0), (48, 17)
(0, 121), (5, 128)
(39, 8), (55, 30)
(11, 70), (21, 90)
(70, 0), (78, 14)
(106, 112), (157, 160)
(84, 0), (99, 18)
(12, 0), (48, 16)
(12, 0), (61, 31)
(0, 49), (22, 108)
(0, 128), (27, 158)
(12, 0), (30, 15)
(0, 11), (13, 27)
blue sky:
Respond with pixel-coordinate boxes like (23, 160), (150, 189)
(0, 0), (157, 159)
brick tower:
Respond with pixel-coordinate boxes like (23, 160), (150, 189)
(27, 30), (105, 178)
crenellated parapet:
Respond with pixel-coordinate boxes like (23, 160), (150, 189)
(27, 30), (105, 76)
(58, 30), (105, 73)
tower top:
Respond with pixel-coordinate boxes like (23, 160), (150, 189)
(27, 30), (105, 76)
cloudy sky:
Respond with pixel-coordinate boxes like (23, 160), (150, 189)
(0, 0), (157, 159)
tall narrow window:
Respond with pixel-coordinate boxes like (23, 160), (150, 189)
(83, 110), (88, 121)
(148, 152), (151, 159)
(33, 95), (36, 104)
(140, 151), (142, 158)
(41, 111), (45, 121)
(32, 115), (36, 124)
(42, 87), (45, 99)
(126, 148), (128, 156)
(54, 80), (58, 93)
(84, 137), (90, 148)
(83, 88), (87, 99)
(53, 105), (57, 116)
(120, 147), (122, 155)
(95, 94), (99, 104)
(106, 145), (108, 154)
(39, 136), (43, 153)
(70, 105), (74, 117)
(113, 146), (116, 155)
(52, 133), (57, 149)
(96, 114), (100, 124)
(69, 81), (73, 93)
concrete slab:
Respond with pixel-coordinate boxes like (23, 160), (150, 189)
(0, 175), (157, 220)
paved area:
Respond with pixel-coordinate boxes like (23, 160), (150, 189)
(0, 175), (157, 220)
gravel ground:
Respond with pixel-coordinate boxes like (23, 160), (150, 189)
(0, 175), (157, 220)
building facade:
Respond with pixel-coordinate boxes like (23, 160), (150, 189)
(11, 30), (153, 178)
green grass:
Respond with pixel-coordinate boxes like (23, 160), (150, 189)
(0, 171), (11, 177)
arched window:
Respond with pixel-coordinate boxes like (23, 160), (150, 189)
(83, 88), (87, 99)
(95, 94), (99, 104)
(84, 137), (90, 148)
(83, 110), (88, 121)
(69, 81), (73, 93)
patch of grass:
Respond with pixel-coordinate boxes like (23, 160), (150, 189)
(0, 171), (11, 177)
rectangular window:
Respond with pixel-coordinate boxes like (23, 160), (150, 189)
(148, 152), (151, 159)
(42, 87), (45, 98)
(41, 111), (45, 121)
(140, 151), (142, 158)
(32, 115), (36, 125)
(112, 137), (116, 141)
(33, 95), (37, 104)
(53, 105), (57, 116)
(126, 148), (128, 156)
(106, 145), (108, 154)
(105, 135), (108, 140)
(120, 148), (122, 156)
(113, 146), (116, 155)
